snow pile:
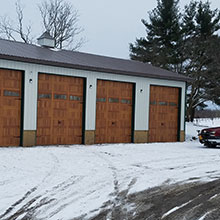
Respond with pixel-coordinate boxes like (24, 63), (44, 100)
(0, 120), (220, 219)
(193, 118), (220, 128)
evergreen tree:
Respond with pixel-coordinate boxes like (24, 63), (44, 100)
(130, 0), (220, 122)
(182, 1), (220, 121)
(130, 0), (182, 72)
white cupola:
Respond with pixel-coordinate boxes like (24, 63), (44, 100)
(37, 31), (55, 48)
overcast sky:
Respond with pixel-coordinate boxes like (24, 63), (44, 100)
(1, 0), (220, 59)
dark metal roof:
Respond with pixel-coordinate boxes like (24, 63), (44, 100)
(0, 38), (189, 82)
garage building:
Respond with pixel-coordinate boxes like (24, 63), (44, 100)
(0, 34), (188, 146)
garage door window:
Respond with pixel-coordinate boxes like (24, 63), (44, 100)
(150, 101), (157, 105)
(169, 102), (177, 106)
(121, 99), (131, 104)
(54, 94), (67, 100)
(4, 90), (20, 97)
(109, 98), (119, 103)
(97, 97), (106, 102)
(158, 101), (168, 106)
(38, 94), (51, 99)
(70, 95), (82, 101)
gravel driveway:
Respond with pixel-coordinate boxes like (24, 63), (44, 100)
(91, 179), (220, 220)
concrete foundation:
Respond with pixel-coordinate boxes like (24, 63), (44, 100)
(84, 130), (95, 145)
(180, 130), (185, 142)
(134, 130), (149, 143)
(23, 130), (36, 146)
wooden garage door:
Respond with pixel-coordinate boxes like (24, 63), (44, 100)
(0, 69), (22, 146)
(37, 74), (84, 145)
(96, 80), (133, 144)
(149, 85), (180, 142)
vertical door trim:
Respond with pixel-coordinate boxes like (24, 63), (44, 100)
(177, 88), (182, 141)
(20, 71), (25, 146)
(82, 78), (87, 144)
(131, 83), (136, 143)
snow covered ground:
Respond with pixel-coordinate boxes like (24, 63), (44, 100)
(1, 118), (220, 219)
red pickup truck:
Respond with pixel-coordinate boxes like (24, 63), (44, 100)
(198, 127), (220, 148)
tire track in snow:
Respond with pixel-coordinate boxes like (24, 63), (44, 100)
(2, 175), (84, 220)
(89, 150), (137, 220)
(2, 196), (54, 220)
(30, 150), (112, 219)
(43, 180), (109, 219)
(0, 186), (38, 219)
(0, 152), (60, 219)
(89, 179), (220, 220)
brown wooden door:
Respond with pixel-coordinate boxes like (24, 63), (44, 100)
(0, 69), (22, 146)
(96, 80), (133, 144)
(37, 74), (84, 145)
(149, 85), (180, 142)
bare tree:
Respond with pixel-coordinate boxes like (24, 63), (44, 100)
(38, 0), (84, 50)
(0, 0), (33, 43)
(0, 0), (84, 50)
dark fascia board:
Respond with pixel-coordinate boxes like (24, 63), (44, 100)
(0, 54), (191, 82)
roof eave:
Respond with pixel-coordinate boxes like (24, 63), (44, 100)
(0, 54), (190, 82)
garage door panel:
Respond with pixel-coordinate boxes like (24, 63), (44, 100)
(96, 80), (133, 144)
(39, 84), (52, 92)
(37, 74), (84, 145)
(53, 85), (68, 93)
(149, 85), (179, 142)
(38, 109), (51, 118)
(41, 128), (51, 136)
(0, 69), (22, 146)
(3, 80), (18, 89)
